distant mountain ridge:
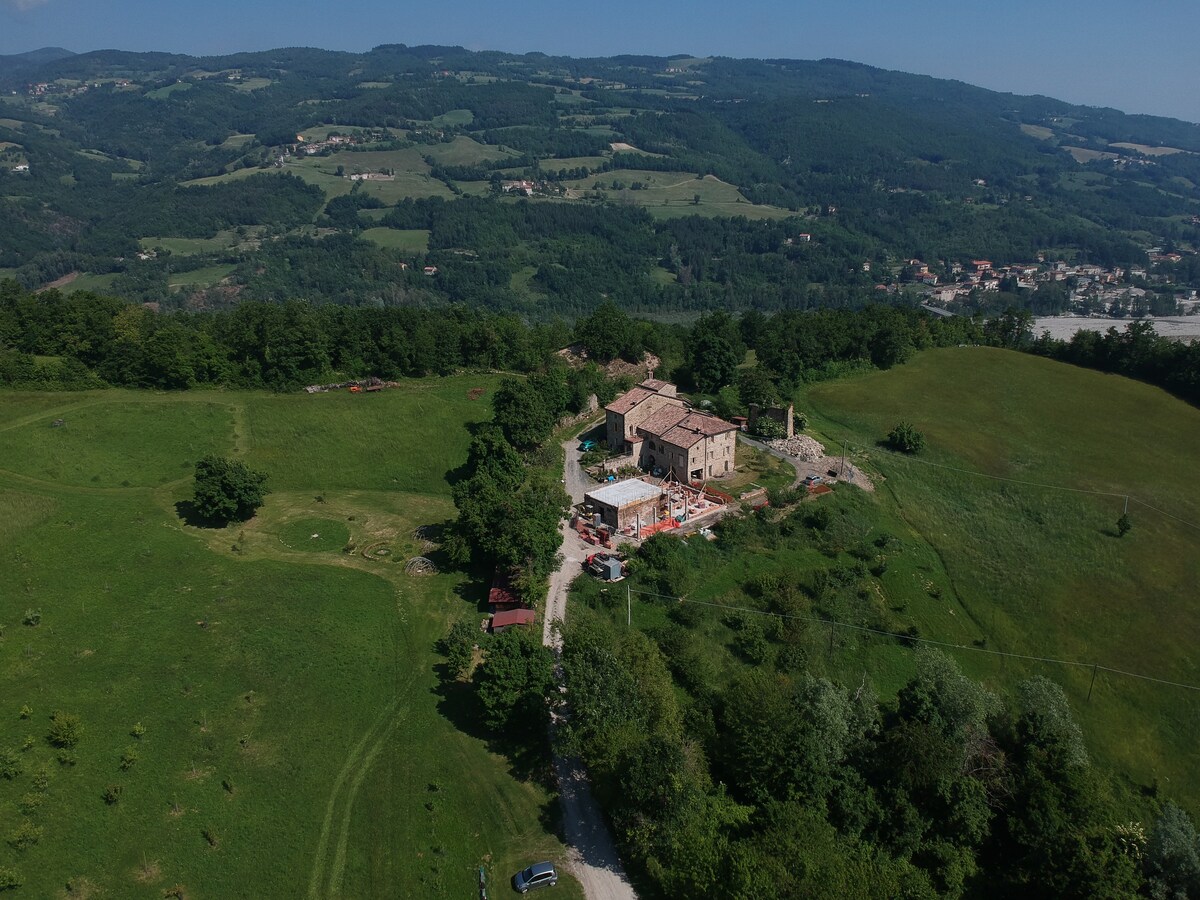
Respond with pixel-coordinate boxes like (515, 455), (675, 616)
(0, 46), (76, 76)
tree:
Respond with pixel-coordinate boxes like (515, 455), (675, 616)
(1116, 513), (1132, 537)
(441, 620), (477, 680)
(1145, 803), (1200, 900)
(690, 331), (741, 394)
(886, 421), (926, 454)
(492, 377), (554, 449)
(192, 454), (270, 523)
(737, 367), (779, 410)
(474, 628), (555, 731)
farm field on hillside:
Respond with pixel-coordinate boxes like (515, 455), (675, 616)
(806, 347), (1200, 806)
(564, 169), (790, 219)
(0, 381), (582, 899)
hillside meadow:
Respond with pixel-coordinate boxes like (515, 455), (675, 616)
(0, 379), (583, 898)
(806, 347), (1200, 806)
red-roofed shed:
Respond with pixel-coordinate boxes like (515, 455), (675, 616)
(488, 572), (522, 611)
(490, 608), (536, 633)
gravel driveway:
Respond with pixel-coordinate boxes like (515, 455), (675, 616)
(544, 432), (639, 900)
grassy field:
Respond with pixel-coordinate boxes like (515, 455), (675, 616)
(431, 109), (474, 127)
(63, 273), (119, 293)
(168, 265), (236, 289)
(146, 82), (193, 100)
(564, 169), (790, 220)
(0, 379), (583, 898)
(804, 347), (1200, 807)
(425, 135), (516, 166)
(360, 227), (430, 252)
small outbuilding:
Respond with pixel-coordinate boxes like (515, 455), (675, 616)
(490, 608), (536, 633)
(592, 556), (623, 581)
(585, 479), (663, 531)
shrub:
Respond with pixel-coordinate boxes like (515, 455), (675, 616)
(120, 748), (139, 770)
(22, 609), (40, 627)
(0, 866), (22, 891)
(7, 820), (41, 851)
(776, 644), (810, 673)
(0, 751), (20, 780)
(47, 711), (82, 748)
(18, 706), (31, 720)
(733, 623), (770, 665)
(753, 418), (787, 440)
(102, 784), (122, 805)
(886, 421), (926, 454)
(130, 722), (147, 739)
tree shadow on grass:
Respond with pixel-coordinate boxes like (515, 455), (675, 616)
(432, 658), (559, 796)
(174, 499), (232, 529)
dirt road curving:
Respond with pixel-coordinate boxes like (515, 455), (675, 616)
(544, 433), (639, 900)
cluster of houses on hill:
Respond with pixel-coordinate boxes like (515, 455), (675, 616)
(906, 255), (1198, 316)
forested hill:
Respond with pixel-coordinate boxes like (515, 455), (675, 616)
(0, 44), (1197, 316)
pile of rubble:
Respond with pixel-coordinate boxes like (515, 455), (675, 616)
(767, 434), (826, 461)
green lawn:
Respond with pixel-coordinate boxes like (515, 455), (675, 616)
(0, 380), (582, 898)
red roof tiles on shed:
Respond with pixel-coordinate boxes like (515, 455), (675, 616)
(491, 608), (536, 629)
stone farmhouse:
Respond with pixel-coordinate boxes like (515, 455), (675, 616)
(605, 380), (738, 480)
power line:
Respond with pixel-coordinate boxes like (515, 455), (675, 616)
(627, 588), (1200, 695)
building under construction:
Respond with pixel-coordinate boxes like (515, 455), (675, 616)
(583, 476), (725, 539)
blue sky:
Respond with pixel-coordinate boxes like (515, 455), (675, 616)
(3, 0), (1199, 123)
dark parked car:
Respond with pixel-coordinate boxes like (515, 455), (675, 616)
(514, 861), (558, 892)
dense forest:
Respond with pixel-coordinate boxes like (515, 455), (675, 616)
(2, 281), (1198, 409)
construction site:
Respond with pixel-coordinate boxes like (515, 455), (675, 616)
(576, 474), (732, 545)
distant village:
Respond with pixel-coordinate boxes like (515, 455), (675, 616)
(882, 252), (1200, 318)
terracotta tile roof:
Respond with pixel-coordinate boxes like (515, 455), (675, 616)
(661, 425), (706, 449)
(680, 412), (738, 437)
(637, 404), (689, 437)
(640, 378), (671, 392)
(605, 387), (656, 415)
(638, 409), (737, 450)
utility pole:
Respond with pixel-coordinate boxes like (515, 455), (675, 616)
(1123, 495), (1129, 515)
(1087, 664), (1098, 703)
(839, 440), (848, 478)
(627, 582), (632, 628)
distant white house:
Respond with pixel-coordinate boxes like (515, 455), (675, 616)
(11, 164), (29, 173)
